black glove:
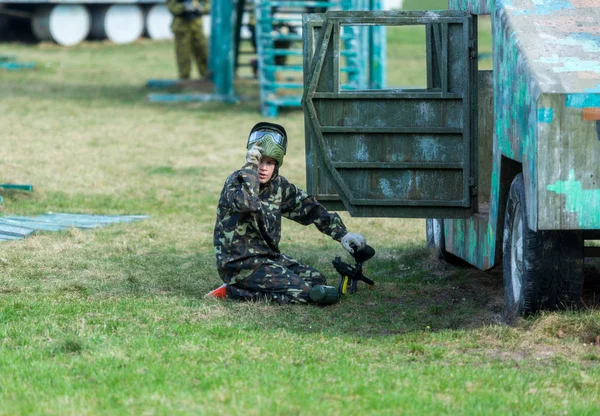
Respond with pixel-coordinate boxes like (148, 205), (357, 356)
(182, 0), (202, 19)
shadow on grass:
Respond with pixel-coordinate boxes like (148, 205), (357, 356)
(107, 250), (218, 299)
(106, 245), (510, 336)
(2, 80), (265, 114)
(28, 242), (600, 339)
(3, 81), (147, 103)
(209, 248), (600, 337)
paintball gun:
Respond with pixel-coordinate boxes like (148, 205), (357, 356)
(309, 245), (375, 305)
(333, 244), (375, 295)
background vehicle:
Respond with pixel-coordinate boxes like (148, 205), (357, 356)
(302, 0), (600, 319)
(0, 0), (175, 46)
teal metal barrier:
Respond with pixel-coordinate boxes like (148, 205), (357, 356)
(147, 0), (239, 104)
(146, 0), (385, 115)
(254, 0), (385, 117)
(0, 213), (149, 242)
(0, 55), (36, 71)
(0, 184), (33, 205)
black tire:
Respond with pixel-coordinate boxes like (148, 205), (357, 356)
(502, 174), (584, 321)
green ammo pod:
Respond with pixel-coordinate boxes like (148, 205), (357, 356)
(309, 285), (340, 305)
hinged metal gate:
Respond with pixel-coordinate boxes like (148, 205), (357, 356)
(302, 11), (478, 218)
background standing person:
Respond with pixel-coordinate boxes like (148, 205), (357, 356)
(210, 122), (367, 304)
(166, 0), (210, 80)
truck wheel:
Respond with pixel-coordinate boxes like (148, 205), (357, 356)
(426, 218), (465, 265)
(426, 218), (442, 250)
(502, 174), (584, 321)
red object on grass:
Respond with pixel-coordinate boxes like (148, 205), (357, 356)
(204, 283), (228, 299)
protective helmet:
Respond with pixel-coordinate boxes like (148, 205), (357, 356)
(247, 122), (288, 167)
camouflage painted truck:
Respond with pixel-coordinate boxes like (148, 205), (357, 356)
(301, 0), (600, 319)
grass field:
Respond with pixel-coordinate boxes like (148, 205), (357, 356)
(401, 0), (448, 11)
(1, 20), (600, 415)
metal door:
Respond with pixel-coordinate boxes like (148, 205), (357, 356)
(302, 11), (478, 218)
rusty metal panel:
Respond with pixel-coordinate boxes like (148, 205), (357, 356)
(493, 1), (540, 230)
(538, 94), (600, 230)
(303, 14), (349, 212)
(303, 11), (477, 218)
(477, 70), (494, 206)
(493, 0), (600, 231)
(443, 70), (495, 271)
(445, 211), (494, 269)
(448, 0), (492, 15)
(497, 0), (600, 95)
(303, 14), (324, 205)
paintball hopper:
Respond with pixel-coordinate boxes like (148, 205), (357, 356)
(309, 285), (340, 305)
(352, 244), (375, 263)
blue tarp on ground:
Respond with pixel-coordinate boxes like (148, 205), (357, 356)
(0, 213), (149, 241)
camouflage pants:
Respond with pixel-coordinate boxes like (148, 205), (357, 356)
(229, 254), (327, 304)
(171, 18), (208, 79)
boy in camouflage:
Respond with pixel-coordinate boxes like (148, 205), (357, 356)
(212, 122), (367, 304)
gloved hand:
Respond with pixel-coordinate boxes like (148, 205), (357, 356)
(341, 232), (366, 254)
(246, 145), (263, 166)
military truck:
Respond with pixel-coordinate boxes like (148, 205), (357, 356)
(302, 0), (600, 319)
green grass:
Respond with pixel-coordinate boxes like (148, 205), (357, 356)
(1, 26), (600, 415)
(402, 0), (448, 11)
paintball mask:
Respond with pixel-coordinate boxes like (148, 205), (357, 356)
(247, 122), (288, 167)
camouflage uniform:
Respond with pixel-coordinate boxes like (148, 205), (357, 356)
(213, 162), (348, 304)
(166, 0), (209, 79)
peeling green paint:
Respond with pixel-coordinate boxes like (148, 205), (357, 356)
(468, 218), (477, 261)
(547, 170), (600, 228)
(494, 1), (540, 176)
(303, 11), (476, 218)
(508, 0), (574, 15)
(302, 2), (600, 270)
(565, 94), (600, 108)
(537, 108), (553, 123)
(448, 0), (493, 14)
(552, 34), (600, 54)
(534, 56), (600, 74)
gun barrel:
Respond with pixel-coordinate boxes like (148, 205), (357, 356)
(358, 274), (375, 286)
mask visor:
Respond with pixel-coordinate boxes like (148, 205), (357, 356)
(248, 129), (287, 151)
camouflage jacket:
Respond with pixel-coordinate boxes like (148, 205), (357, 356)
(214, 163), (348, 283)
(166, 0), (209, 21)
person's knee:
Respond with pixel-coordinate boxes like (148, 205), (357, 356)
(274, 282), (312, 304)
(227, 284), (263, 301)
(300, 268), (327, 286)
(311, 273), (327, 286)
